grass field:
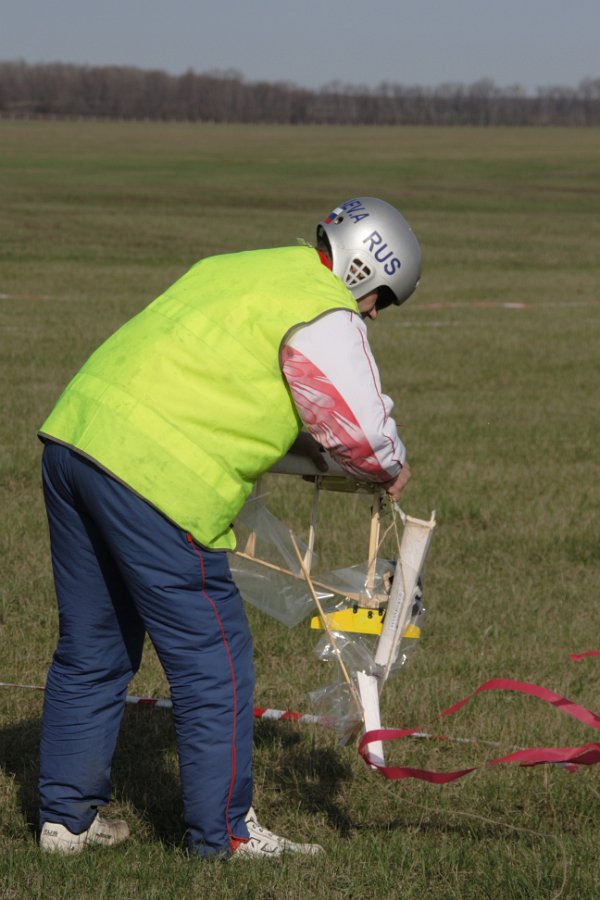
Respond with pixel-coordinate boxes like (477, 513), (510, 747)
(1, 120), (600, 898)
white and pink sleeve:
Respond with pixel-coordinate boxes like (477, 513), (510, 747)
(281, 310), (406, 482)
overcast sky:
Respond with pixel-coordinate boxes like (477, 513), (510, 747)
(2, 0), (598, 93)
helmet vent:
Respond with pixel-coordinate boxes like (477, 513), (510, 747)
(344, 257), (373, 287)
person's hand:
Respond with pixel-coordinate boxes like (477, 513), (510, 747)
(383, 462), (411, 502)
(290, 431), (329, 472)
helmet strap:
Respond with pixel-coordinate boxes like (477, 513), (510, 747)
(317, 249), (332, 270)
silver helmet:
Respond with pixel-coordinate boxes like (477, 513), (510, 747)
(316, 197), (421, 307)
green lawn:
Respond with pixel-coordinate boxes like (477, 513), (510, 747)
(1, 120), (600, 898)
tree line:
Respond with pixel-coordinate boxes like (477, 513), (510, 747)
(1, 60), (599, 126)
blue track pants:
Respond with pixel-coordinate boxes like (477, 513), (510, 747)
(40, 442), (254, 857)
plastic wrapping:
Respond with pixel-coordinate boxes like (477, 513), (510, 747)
(313, 630), (378, 674)
(229, 497), (326, 626)
(306, 682), (363, 745)
(229, 554), (324, 627)
(389, 590), (425, 673)
(234, 495), (316, 574)
(231, 497), (395, 626)
(306, 586), (426, 737)
(312, 587), (425, 675)
(316, 558), (395, 609)
(230, 489), (435, 749)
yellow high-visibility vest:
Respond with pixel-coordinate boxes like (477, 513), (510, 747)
(40, 246), (358, 549)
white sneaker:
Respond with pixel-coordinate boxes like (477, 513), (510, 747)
(40, 814), (130, 854)
(232, 807), (324, 858)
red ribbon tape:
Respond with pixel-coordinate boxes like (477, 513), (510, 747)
(360, 677), (600, 781)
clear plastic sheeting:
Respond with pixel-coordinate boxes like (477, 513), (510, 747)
(229, 497), (324, 627)
(235, 496), (316, 574)
(229, 554), (325, 627)
(390, 591), (425, 674)
(307, 682), (363, 745)
(230, 496), (396, 626)
(317, 558), (395, 609)
(313, 630), (378, 674)
(307, 592), (426, 735)
(313, 591), (425, 677)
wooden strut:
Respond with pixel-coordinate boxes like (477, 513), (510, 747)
(242, 476), (262, 558)
(289, 531), (364, 728)
(233, 550), (365, 604)
(361, 492), (396, 608)
(303, 476), (321, 574)
(366, 493), (383, 592)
